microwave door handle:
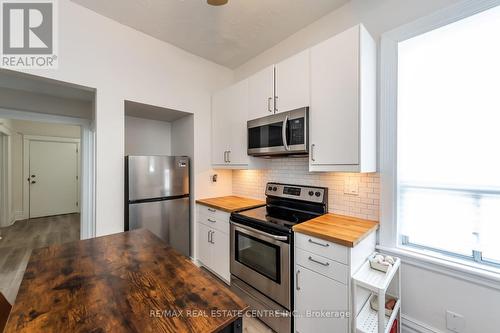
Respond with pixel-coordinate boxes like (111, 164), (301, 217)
(282, 115), (290, 151)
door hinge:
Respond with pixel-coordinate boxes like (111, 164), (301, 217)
(76, 148), (79, 153)
(76, 175), (78, 180)
(76, 201), (79, 207)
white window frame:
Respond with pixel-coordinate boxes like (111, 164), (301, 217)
(379, 0), (500, 280)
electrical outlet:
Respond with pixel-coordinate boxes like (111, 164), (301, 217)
(210, 174), (218, 183)
(446, 311), (465, 333)
(344, 179), (359, 195)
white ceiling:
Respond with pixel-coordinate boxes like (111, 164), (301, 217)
(70, 0), (349, 68)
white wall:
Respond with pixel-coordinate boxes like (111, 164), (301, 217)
(16, 0), (233, 236)
(231, 1), (500, 332)
(0, 87), (93, 119)
(124, 116), (171, 156)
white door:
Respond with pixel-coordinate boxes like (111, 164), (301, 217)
(248, 65), (275, 120)
(197, 222), (212, 268)
(275, 50), (310, 113)
(29, 140), (79, 218)
(295, 266), (349, 333)
(310, 25), (360, 166)
(210, 229), (230, 282)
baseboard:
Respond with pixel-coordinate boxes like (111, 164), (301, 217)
(14, 211), (26, 221)
(402, 314), (444, 333)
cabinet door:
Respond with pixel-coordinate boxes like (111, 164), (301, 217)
(310, 25), (360, 166)
(211, 229), (230, 283)
(228, 80), (249, 165)
(197, 223), (212, 268)
(212, 87), (231, 165)
(248, 65), (275, 120)
(275, 50), (310, 113)
(295, 265), (349, 333)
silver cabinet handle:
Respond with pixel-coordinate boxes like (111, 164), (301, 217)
(308, 238), (329, 247)
(224, 151), (228, 163)
(282, 114), (289, 151)
(210, 231), (215, 244)
(207, 218), (216, 223)
(227, 150), (231, 163)
(311, 144), (316, 162)
(268, 97), (273, 112)
(208, 208), (216, 212)
(208, 230), (211, 243)
(274, 96), (278, 112)
(308, 256), (330, 266)
(296, 270), (301, 290)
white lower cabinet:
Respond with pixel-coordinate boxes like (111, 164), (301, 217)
(294, 232), (376, 333)
(196, 204), (230, 283)
(295, 265), (348, 333)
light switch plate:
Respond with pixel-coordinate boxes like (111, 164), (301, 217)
(446, 310), (465, 333)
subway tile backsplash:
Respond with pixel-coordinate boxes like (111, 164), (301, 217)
(232, 158), (380, 221)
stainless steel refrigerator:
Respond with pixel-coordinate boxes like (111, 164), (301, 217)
(125, 155), (190, 257)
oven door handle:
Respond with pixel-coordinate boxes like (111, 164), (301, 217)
(282, 114), (290, 151)
(230, 222), (288, 241)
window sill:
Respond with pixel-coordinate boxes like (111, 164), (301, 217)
(376, 245), (500, 290)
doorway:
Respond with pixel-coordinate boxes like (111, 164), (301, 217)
(0, 69), (95, 304)
(26, 137), (80, 218)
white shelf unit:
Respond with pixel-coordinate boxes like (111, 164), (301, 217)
(352, 255), (401, 333)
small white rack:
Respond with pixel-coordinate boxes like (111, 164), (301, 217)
(352, 254), (401, 333)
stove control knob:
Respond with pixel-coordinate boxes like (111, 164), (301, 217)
(273, 186), (278, 191)
(308, 191), (314, 196)
(315, 191), (321, 197)
(268, 186), (273, 191)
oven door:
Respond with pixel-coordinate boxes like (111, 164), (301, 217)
(230, 222), (290, 309)
(247, 107), (308, 156)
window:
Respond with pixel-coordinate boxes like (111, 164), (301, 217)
(396, 5), (500, 266)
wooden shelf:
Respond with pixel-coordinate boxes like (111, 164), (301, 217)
(356, 294), (401, 333)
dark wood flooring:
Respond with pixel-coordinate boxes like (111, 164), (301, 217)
(0, 213), (80, 304)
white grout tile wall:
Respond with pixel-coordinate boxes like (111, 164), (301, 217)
(231, 158), (380, 221)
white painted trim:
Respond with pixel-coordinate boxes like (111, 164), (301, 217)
(379, 0), (500, 254)
(13, 210), (25, 221)
(378, 245), (500, 291)
(23, 135), (81, 219)
(402, 314), (443, 333)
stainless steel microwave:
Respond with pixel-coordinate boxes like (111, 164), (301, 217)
(247, 107), (308, 157)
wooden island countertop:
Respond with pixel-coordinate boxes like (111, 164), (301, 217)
(196, 195), (265, 213)
(5, 229), (247, 333)
(293, 213), (379, 247)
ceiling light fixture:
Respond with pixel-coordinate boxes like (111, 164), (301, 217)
(207, 0), (228, 6)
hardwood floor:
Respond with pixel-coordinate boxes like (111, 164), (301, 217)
(0, 213), (80, 304)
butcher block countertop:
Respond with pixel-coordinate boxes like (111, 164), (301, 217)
(4, 229), (247, 333)
(293, 213), (379, 248)
(196, 195), (265, 213)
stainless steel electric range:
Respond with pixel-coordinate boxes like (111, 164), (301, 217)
(229, 182), (328, 333)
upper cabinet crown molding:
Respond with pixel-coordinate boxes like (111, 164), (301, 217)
(309, 24), (376, 173)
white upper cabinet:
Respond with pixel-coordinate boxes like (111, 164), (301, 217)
(248, 65), (275, 120)
(212, 79), (249, 167)
(309, 24), (376, 172)
(275, 49), (310, 113)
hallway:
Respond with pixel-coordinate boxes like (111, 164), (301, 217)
(0, 213), (80, 303)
